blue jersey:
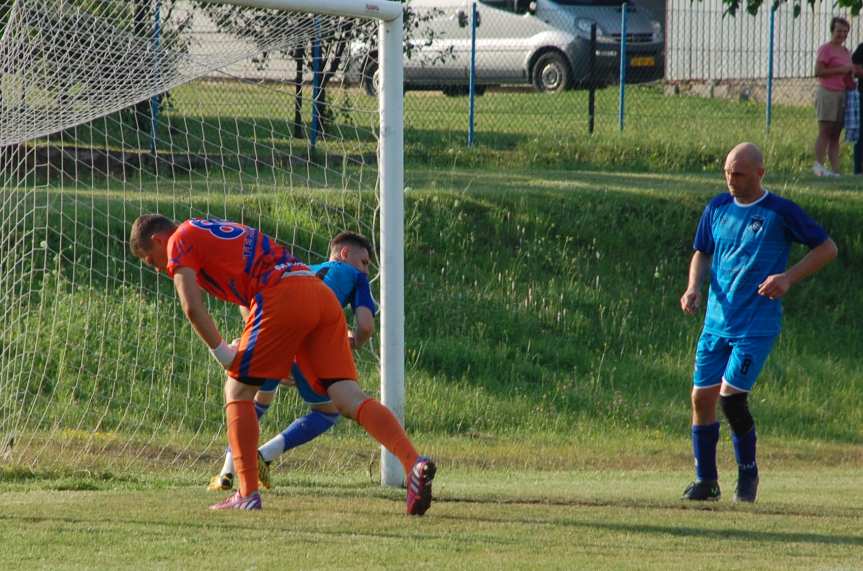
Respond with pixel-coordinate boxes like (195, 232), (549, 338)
(693, 191), (828, 337)
(311, 260), (378, 315)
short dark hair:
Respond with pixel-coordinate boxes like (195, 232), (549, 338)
(129, 214), (177, 256)
(831, 16), (850, 32)
(330, 231), (372, 256)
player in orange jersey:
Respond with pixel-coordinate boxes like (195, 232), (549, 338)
(129, 214), (435, 514)
(208, 231), (379, 493)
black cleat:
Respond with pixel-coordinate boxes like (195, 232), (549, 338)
(207, 472), (233, 492)
(406, 456), (436, 516)
(682, 480), (721, 501)
(734, 472), (759, 503)
(257, 451), (272, 490)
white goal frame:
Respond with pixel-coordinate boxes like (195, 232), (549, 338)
(199, 0), (406, 487)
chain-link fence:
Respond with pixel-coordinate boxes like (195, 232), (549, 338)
(8, 0), (861, 174)
(385, 0), (861, 164)
(160, 0), (861, 172)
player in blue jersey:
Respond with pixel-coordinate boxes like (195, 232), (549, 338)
(209, 231), (378, 491)
(680, 143), (838, 503)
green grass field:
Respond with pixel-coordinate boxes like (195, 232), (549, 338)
(2, 164), (861, 569)
(1, 437), (861, 570)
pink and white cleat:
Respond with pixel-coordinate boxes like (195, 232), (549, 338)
(406, 456), (436, 516)
(209, 490), (262, 511)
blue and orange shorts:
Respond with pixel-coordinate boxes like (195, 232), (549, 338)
(228, 275), (357, 395)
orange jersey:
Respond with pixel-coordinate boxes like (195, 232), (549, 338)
(166, 218), (308, 306)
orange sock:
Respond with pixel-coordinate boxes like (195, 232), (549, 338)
(355, 399), (419, 475)
(226, 400), (259, 497)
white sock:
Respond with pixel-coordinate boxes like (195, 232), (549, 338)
(220, 448), (234, 476)
(258, 435), (285, 463)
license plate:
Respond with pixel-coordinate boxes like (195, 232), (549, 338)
(631, 56), (655, 67)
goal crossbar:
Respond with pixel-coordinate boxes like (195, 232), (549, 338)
(198, 0), (403, 21)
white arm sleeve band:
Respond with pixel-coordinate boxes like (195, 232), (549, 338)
(209, 340), (238, 368)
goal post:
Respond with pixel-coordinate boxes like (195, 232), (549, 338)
(0, 0), (407, 487)
(377, 5), (406, 489)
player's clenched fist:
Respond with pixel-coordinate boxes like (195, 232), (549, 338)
(680, 289), (701, 315)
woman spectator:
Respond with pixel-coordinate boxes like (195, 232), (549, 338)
(813, 17), (856, 177)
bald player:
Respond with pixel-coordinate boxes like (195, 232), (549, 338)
(679, 142), (837, 503)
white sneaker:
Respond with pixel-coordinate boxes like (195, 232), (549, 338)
(812, 162), (828, 176)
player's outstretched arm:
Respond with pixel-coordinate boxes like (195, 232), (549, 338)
(173, 267), (235, 367)
(758, 238), (838, 300)
(681, 251), (712, 315)
(351, 307), (375, 350)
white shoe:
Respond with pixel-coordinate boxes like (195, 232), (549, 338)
(812, 162), (827, 176)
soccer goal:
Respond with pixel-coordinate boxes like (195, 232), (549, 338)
(0, 0), (406, 486)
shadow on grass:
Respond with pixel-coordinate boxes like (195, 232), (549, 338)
(1, 504), (859, 548)
(436, 493), (862, 520)
(433, 501), (863, 546)
(572, 520), (861, 547)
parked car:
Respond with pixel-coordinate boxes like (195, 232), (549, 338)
(350, 0), (665, 95)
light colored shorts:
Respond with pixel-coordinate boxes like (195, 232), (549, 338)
(815, 85), (846, 123)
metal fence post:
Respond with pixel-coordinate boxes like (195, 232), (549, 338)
(766, 4), (776, 133)
(618, 2), (627, 132)
(589, 23), (596, 134)
(149, 0), (161, 155)
(293, 48), (304, 139)
(468, 0), (477, 147)
(311, 16), (322, 147)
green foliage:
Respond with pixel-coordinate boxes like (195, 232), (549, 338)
(398, 171), (862, 441)
(721, 0), (862, 17)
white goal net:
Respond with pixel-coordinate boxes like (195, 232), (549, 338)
(0, 0), (404, 481)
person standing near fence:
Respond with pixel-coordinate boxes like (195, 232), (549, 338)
(813, 17), (856, 177)
(852, 40), (863, 175)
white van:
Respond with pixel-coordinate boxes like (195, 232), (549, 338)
(354, 0), (665, 95)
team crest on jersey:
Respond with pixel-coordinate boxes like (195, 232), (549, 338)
(748, 216), (764, 233)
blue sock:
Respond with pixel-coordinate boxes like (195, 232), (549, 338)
(280, 410), (340, 452)
(732, 428), (758, 476)
(254, 401), (270, 421)
(692, 422), (720, 482)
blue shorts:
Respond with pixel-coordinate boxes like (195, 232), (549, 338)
(259, 379), (281, 392)
(693, 332), (777, 392)
(256, 367), (332, 406)
(291, 362), (332, 406)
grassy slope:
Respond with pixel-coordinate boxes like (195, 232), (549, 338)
(3, 169), (861, 457)
(398, 168), (863, 443)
